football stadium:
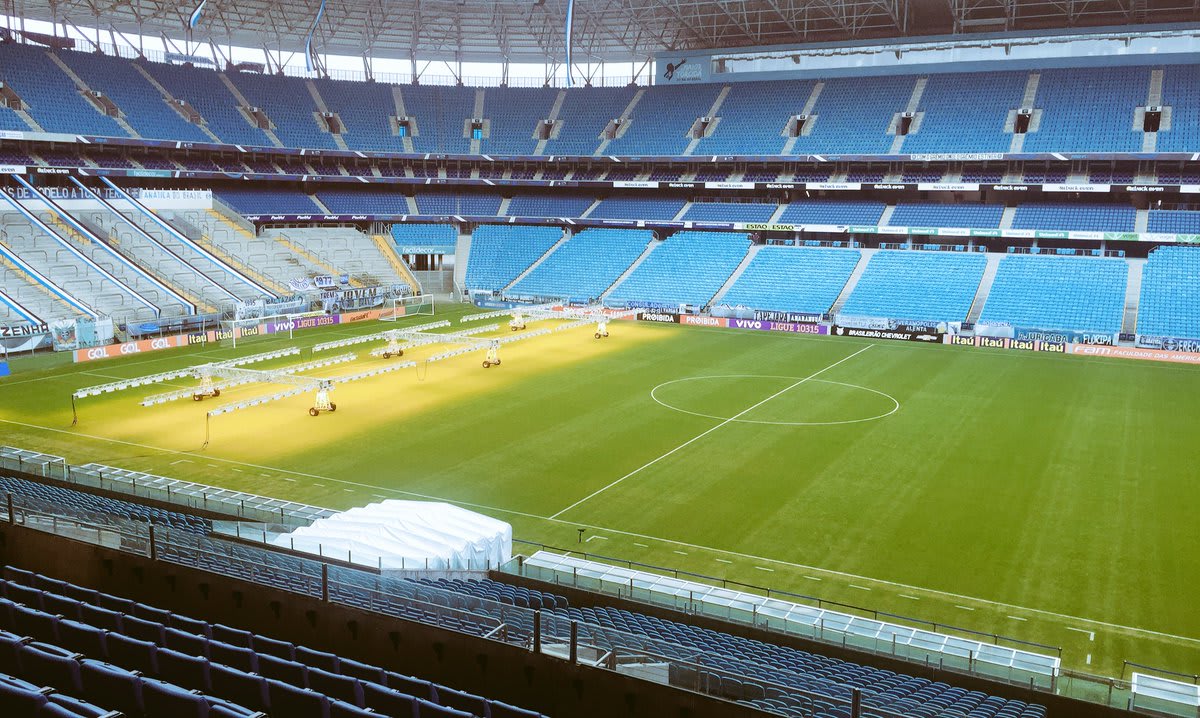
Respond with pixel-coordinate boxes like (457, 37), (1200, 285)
(0, 0), (1198, 716)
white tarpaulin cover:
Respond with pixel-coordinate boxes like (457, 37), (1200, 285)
(271, 500), (512, 571)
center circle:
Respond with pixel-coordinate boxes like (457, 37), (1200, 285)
(650, 374), (900, 427)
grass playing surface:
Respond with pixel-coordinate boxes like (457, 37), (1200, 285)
(1, 304), (1197, 687)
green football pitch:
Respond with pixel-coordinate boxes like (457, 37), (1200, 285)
(1, 304), (1197, 685)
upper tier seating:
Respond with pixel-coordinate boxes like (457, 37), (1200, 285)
(413, 192), (501, 216)
(481, 87), (560, 156)
(1, 46), (1198, 156)
(777, 200), (886, 226)
(56, 52), (211, 143)
(401, 85), (474, 154)
(607, 231), (749, 308)
(464, 225), (563, 291)
(694, 80), (817, 155)
(888, 202), (1005, 229)
(542, 87), (637, 156)
(212, 187), (321, 215)
(682, 201), (777, 223)
(0, 44), (125, 137)
(588, 197), (686, 221)
(1023, 67), (1149, 153)
(1147, 209), (1200, 233)
(606, 84), (723, 156)
(228, 72), (338, 150)
(979, 255), (1128, 334)
(1158, 65), (1200, 152)
(318, 187), (410, 215)
(505, 194), (595, 218)
(1011, 203), (1137, 233)
(509, 228), (652, 302)
(312, 77), (406, 153)
(141, 63), (272, 147)
(791, 76), (914, 155)
(719, 247), (861, 315)
(1137, 246), (1200, 340)
(840, 250), (986, 323)
(902, 71), (1029, 154)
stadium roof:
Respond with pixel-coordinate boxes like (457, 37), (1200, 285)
(16, 0), (1200, 65)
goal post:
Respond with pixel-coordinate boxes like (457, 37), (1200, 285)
(219, 315), (292, 349)
(380, 294), (436, 322)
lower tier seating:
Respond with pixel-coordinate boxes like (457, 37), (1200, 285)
(607, 231), (750, 308)
(979, 256), (1127, 334)
(840, 251), (987, 324)
(718, 247), (861, 315)
(1137, 245), (1200, 340)
(508, 229), (651, 303)
(0, 567), (546, 718)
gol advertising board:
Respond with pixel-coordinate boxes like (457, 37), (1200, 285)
(727, 318), (828, 335)
(74, 335), (187, 362)
(73, 308), (390, 363)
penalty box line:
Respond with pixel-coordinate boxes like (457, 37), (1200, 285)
(549, 344), (875, 520)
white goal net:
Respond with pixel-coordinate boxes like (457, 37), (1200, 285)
(380, 294), (436, 322)
(219, 315), (293, 349)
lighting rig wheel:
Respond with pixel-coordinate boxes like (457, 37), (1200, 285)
(193, 394), (202, 402)
(483, 361), (492, 368)
(397, 350), (404, 356)
(594, 333), (602, 339)
(329, 403), (337, 412)
(494, 359), (501, 365)
(383, 352), (391, 359)
(212, 389), (221, 397)
(309, 408), (320, 417)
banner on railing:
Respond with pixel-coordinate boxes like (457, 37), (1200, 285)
(975, 322), (1116, 345)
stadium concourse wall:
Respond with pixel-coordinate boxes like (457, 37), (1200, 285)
(0, 516), (772, 718)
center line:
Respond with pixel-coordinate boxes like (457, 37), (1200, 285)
(549, 344), (874, 519)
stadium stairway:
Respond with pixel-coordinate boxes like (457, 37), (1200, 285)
(708, 244), (764, 306)
(1122, 257), (1146, 335)
(966, 252), (1004, 324)
(452, 230), (472, 293)
(369, 233), (423, 294)
(499, 230), (570, 293)
(827, 248), (874, 315)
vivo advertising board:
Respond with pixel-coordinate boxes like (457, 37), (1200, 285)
(727, 318), (828, 335)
